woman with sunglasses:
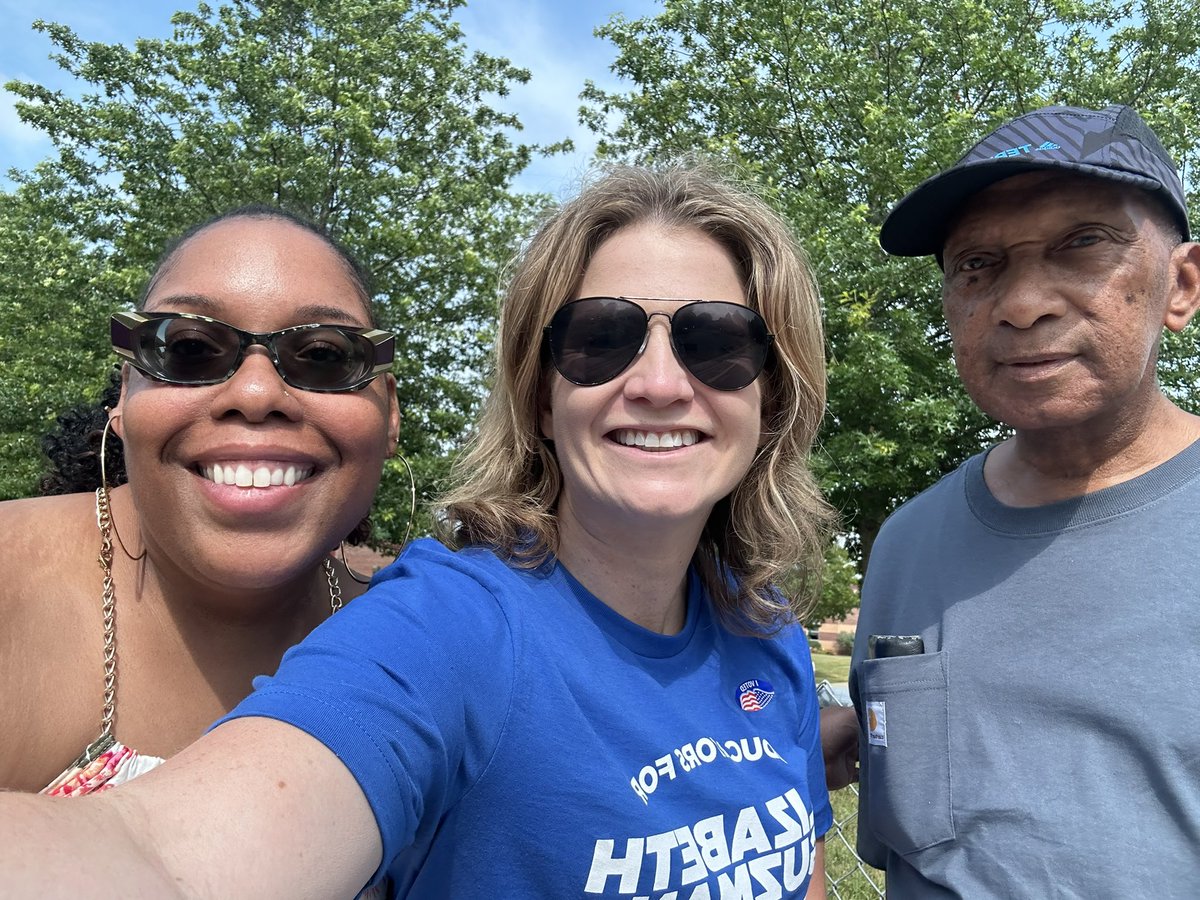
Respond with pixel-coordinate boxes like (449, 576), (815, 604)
(0, 206), (399, 794)
(1, 165), (832, 898)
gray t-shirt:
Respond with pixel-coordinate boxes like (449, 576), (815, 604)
(851, 441), (1200, 898)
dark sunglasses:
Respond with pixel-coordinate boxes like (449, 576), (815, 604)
(544, 296), (774, 391)
(110, 311), (396, 393)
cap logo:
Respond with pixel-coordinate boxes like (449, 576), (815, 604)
(737, 678), (775, 712)
(992, 140), (1061, 159)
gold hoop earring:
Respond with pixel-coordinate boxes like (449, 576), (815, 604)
(100, 414), (146, 562)
(396, 449), (416, 550)
(337, 450), (417, 585)
(338, 542), (372, 585)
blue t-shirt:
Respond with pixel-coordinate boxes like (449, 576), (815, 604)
(223, 539), (831, 898)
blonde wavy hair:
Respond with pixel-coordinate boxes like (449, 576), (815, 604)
(438, 163), (834, 631)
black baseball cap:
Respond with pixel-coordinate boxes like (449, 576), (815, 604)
(880, 104), (1191, 257)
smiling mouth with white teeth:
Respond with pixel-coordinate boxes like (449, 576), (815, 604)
(614, 429), (701, 449)
(199, 463), (314, 488)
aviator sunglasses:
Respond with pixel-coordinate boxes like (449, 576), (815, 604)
(110, 311), (396, 393)
(544, 296), (774, 392)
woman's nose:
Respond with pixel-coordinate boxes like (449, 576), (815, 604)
(621, 315), (695, 405)
(207, 347), (304, 422)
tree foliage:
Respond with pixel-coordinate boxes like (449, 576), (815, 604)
(0, 176), (113, 495)
(2, 0), (565, 541)
(782, 541), (860, 632)
(581, 0), (1200, 565)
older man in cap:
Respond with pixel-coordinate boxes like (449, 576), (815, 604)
(849, 105), (1200, 896)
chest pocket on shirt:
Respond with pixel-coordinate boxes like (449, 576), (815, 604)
(860, 650), (954, 855)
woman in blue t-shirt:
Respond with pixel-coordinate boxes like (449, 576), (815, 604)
(1, 164), (835, 899)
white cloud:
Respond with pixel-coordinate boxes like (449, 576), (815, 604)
(0, 71), (53, 181)
(0, 99), (44, 146)
(0, 0), (665, 194)
(455, 1), (661, 197)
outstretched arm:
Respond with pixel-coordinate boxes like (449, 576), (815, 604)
(0, 717), (381, 898)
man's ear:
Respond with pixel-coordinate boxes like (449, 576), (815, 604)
(1164, 241), (1200, 333)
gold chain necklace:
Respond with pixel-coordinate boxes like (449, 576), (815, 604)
(84, 486), (341, 758)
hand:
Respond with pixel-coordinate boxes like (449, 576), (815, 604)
(820, 706), (860, 791)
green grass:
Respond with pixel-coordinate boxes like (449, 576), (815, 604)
(808, 654), (881, 897)
(824, 787), (885, 899)
(812, 652), (851, 683)
(806, 652), (883, 897)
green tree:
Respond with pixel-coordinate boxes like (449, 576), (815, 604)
(0, 176), (116, 496)
(780, 541), (860, 632)
(582, 0), (1200, 565)
(3, 0), (566, 540)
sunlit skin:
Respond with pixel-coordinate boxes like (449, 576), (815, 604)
(940, 172), (1200, 505)
(540, 223), (764, 634)
(0, 216), (401, 792)
(111, 217), (400, 614)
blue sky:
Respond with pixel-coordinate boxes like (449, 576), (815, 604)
(0, 0), (661, 197)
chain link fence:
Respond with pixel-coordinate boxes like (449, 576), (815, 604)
(817, 681), (885, 899)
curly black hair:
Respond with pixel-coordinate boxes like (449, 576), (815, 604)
(39, 369), (126, 495)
